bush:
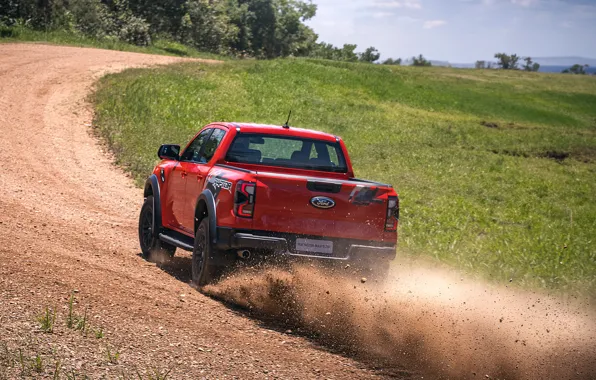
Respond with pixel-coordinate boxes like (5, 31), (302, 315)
(70, 0), (114, 40)
(118, 15), (151, 46)
(0, 25), (18, 38)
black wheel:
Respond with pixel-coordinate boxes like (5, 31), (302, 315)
(138, 196), (176, 260)
(192, 218), (222, 286)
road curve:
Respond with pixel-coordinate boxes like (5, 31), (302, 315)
(0, 44), (384, 378)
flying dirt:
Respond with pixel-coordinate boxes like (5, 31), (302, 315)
(205, 258), (596, 379)
(0, 43), (594, 379)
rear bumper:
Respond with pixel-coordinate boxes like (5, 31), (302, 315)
(216, 227), (396, 261)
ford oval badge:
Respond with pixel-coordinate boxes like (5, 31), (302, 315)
(310, 196), (336, 209)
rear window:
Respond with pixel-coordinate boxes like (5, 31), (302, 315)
(225, 134), (348, 173)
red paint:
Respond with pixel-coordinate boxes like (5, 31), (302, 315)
(153, 122), (398, 244)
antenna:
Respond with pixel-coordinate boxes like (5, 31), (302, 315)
(283, 110), (292, 129)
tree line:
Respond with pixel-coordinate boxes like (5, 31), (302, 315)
(476, 53), (540, 72)
(0, 0), (436, 64)
(477, 53), (591, 74)
(0, 0), (318, 57)
(4, 2), (585, 73)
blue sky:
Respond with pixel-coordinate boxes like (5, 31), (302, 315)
(306, 0), (596, 63)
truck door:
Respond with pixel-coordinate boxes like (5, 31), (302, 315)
(167, 128), (212, 234)
(183, 127), (227, 231)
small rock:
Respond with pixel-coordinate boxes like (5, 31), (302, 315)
(361, 277), (367, 283)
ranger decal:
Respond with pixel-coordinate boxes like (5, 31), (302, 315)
(206, 170), (232, 199)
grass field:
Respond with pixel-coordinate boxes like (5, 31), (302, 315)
(93, 59), (596, 296)
(0, 25), (226, 60)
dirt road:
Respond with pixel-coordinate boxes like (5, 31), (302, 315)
(1, 44), (595, 380)
(0, 44), (384, 378)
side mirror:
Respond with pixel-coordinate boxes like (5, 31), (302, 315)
(158, 144), (180, 160)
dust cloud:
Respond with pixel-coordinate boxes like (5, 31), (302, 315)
(203, 257), (596, 379)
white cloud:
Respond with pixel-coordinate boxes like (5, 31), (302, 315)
(372, 12), (394, 18)
(511, 0), (539, 6)
(371, 0), (422, 10)
(482, 0), (540, 6)
(398, 16), (422, 23)
(423, 20), (447, 29)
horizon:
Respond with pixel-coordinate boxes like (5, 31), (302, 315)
(306, 0), (596, 63)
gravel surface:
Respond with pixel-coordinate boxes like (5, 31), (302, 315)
(0, 44), (384, 379)
(1, 43), (595, 380)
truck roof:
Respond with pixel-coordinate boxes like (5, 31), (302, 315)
(219, 122), (339, 143)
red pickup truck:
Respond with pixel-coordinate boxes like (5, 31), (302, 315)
(138, 122), (398, 285)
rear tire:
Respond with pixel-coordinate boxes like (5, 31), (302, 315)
(191, 218), (222, 286)
(138, 196), (176, 260)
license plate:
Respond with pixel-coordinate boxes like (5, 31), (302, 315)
(295, 238), (333, 255)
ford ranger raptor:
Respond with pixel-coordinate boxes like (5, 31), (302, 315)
(138, 122), (399, 285)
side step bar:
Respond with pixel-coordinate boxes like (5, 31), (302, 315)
(159, 231), (194, 251)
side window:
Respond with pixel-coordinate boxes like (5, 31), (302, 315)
(326, 145), (339, 166)
(181, 129), (212, 162)
(202, 129), (226, 162)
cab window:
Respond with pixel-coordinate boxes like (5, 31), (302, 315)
(180, 129), (212, 163)
(202, 128), (226, 162)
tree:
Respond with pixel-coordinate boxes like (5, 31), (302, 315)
(562, 64), (589, 75)
(339, 43), (358, 62)
(382, 57), (402, 65)
(179, 0), (234, 52)
(475, 60), (486, 69)
(308, 42), (360, 62)
(358, 46), (380, 63)
(494, 53), (520, 70)
(522, 57), (540, 72)
(411, 54), (431, 67)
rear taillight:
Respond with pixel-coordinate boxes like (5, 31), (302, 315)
(234, 181), (256, 218)
(385, 196), (399, 231)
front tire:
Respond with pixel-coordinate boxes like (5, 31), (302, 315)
(138, 196), (176, 260)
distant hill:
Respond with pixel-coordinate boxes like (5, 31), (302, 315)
(540, 65), (596, 74)
(431, 57), (596, 74)
(532, 56), (596, 67)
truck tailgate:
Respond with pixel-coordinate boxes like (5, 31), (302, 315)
(252, 172), (391, 241)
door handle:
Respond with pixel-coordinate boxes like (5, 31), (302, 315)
(181, 171), (188, 178)
(196, 175), (203, 181)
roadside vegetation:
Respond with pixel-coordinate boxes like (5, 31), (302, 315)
(0, 292), (173, 379)
(0, 24), (225, 59)
(93, 59), (596, 296)
(0, 0), (432, 64)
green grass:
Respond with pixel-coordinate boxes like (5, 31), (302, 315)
(37, 307), (56, 333)
(93, 58), (596, 296)
(0, 25), (227, 60)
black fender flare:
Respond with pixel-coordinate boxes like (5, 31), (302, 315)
(195, 190), (217, 245)
(144, 174), (162, 232)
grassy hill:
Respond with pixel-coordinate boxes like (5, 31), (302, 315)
(93, 59), (596, 295)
